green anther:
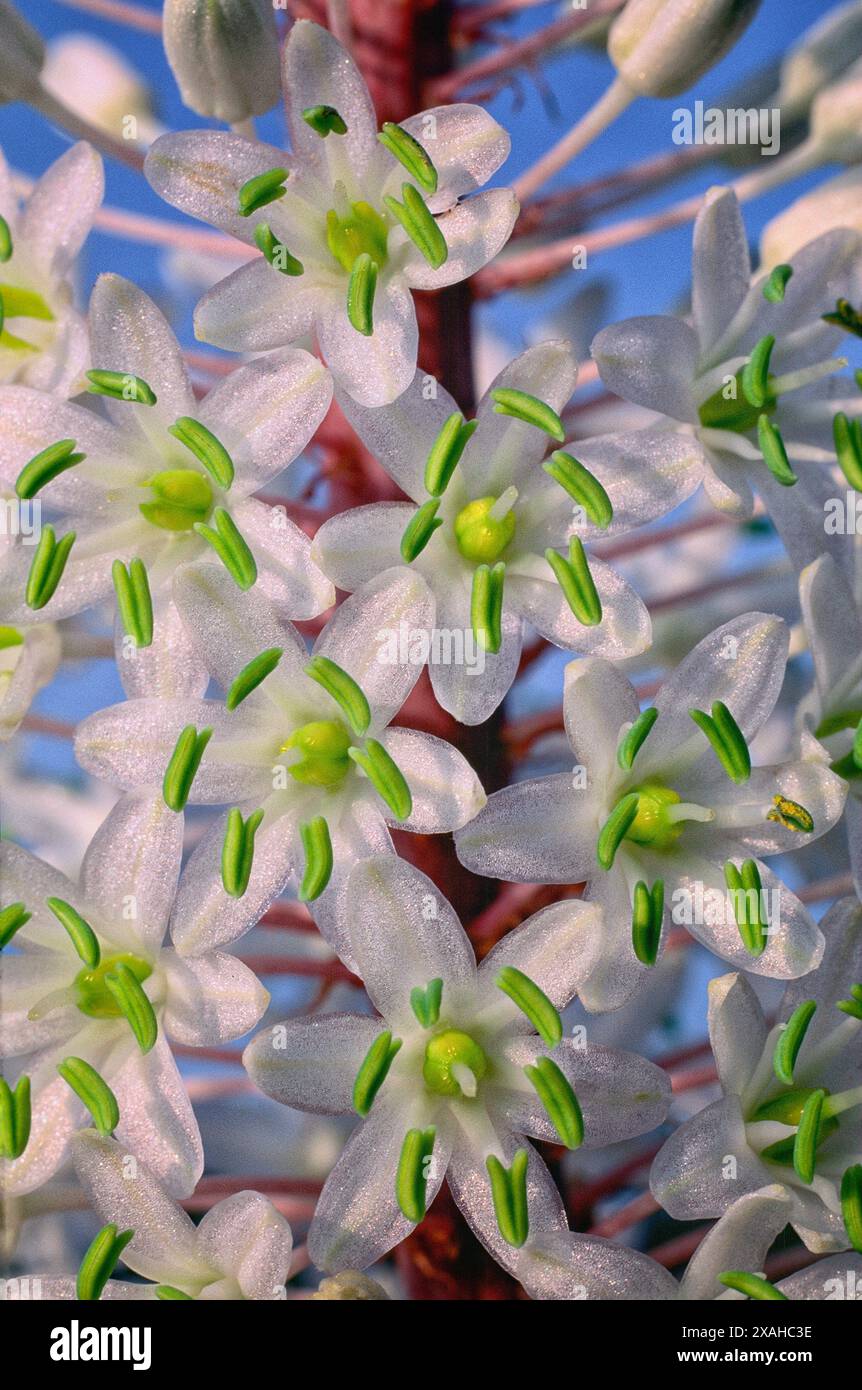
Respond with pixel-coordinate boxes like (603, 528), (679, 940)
(73, 952), (151, 1019)
(486, 1149), (529, 1248)
(237, 167), (289, 217)
(401, 497), (443, 562)
(162, 724), (213, 812)
(155, 1285), (194, 1300)
(410, 978), (443, 1029)
(221, 807), (265, 899)
(545, 538), (602, 627)
(353, 1030), (402, 1116)
(841, 1165), (862, 1253)
(194, 507), (257, 589)
(491, 388), (565, 442)
(0, 285), (53, 320)
(140, 468), (213, 532)
(495, 964), (562, 1048)
(112, 558), (153, 649)
(254, 222), (304, 277)
(837, 982), (862, 1021)
(470, 561), (505, 654)
(773, 1000), (817, 1086)
(378, 122), (438, 194)
(76, 1223), (134, 1302)
(793, 1088), (826, 1184)
(689, 700), (751, 783)
(86, 369), (156, 406)
(395, 1126), (437, 1223)
(757, 414), (797, 486)
(0, 626), (23, 651)
(298, 815), (333, 902)
(0, 901), (31, 949)
(524, 1055), (584, 1150)
(741, 334), (775, 409)
(543, 450), (613, 529)
(57, 1057), (119, 1135)
(698, 368), (773, 433)
(423, 1029), (487, 1096)
(283, 719), (351, 787)
(302, 105), (347, 137)
(46, 897), (100, 968)
(762, 264), (792, 303)
(0, 1075), (30, 1160)
(767, 794), (814, 834)
(724, 859), (767, 957)
(226, 647), (283, 711)
(750, 1086), (822, 1126)
(104, 961), (158, 1054)
(617, 707), (659, 770)
(348, 739), (413, 819)
(832, 412), (862, 491)
(761, 1116), (838, 1167)
(304, 656), (371, 737)
(816, 707), (862, 739)
(822, 297), (862, 338)
(169, 417), (235, 489)
(597, 791), (640, 870)
(15, 438), (85, 500)
(326, 202), (388, 273)
(383, 182), (447, 270)
(347, 251), (378, 336)
(718, 1271), (788, 1301)
(455, 495), (516, 565)
(424, 413), (477, 497)
(0, 215), (11, 262)
(25, 525), (75, 610)
(631, 879), (664, 967)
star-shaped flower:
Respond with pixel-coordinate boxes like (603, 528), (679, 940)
(651, 896), (862, 1254)
(591, 187), (862, 573)
(244, 854), (671, 1278)
(0, 140), (102, 396)
(0, 791), (269, 1198)
(314, 342), (667, 724)
(0, 273), (334, 683)
(74, 567), (486, 963)
(456, 613), (847, 1011)
(145, 19), (518, 406)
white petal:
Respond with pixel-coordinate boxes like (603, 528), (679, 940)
(707, 972), (769, 1099)
(116, 595), (209, 701)
(426, 578), (522, 725)
(316, 277), (418, 407)
(799, 554), (862, 705)
(507, 554), (651, 659)
(79, 792), (183, 955)
(0, 384), (119, 508)
(162, 949), (269, 1045)
(389, 104), (511, 209)
(230, 497), (335, 620)
(679, 1184), (795, 1301)
(455, 774), (595, 883)
(650, 1097), (771, 1221)
(335, 368), (460, 502)
(111, 1038), (203, 1198)
(518, 1230), (677, 1301)
(476, 898), (603, 1014)
(0, 623), (61, 740)
(0, 1072), (78, 1197)
(779, 894), (862, 1085)
(778, 1254), (862, 1299)
(465, 341), (579, 494)
(0, 954), (78, 1056)
(311, 503), (415, 591)
(573, 429), (706, 537)
(376, 726), (485, 831)
(145, 129), (286, 244)
(305, 799), (394, 965)
(22, 142), (104, 281)
(194, 259), (319, 352)
(243, 1012), (384, 1115)
(196, 1191), (292, 1299)
(400, 189), (518, 291)
(691, 188), (751, 355)
(563, 654), (640, 777)
(283, 20), (379, 177)
(591, 316), (699, 423)
(88, 275), (196, 438)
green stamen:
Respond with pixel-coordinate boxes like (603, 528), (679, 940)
(194, 507), (257, 589)
(773, 1000), (817, 1086)
(348, 739), (412, 819)
(163, 724), (213, 812)
(46, 897), (100, 968)
(815, 707), (862, 739)
(822, 298), (862, 338)
(383, 183), (447, 270)
(254, 222), (304, 277)
(762, 265), (792, 303)
(395, 1126), (436, 1223)
(112, 558), (153, 649)
(401, 497), (443, 561)
(298, 815), (333, 902)
(793, 1088), (826, 1184)
(423, 1029), (487, 1097)
(302, 105), (347, 137)
(57, 1057), (119, 1135)
(140, 468), (213, 531)
(596, 791), (640, 870)
(76, 1224), (134, 1302)
(104, 961), (158, 1054)
(238, 167), (288, 217)
(837, 982), (862, 1021)
(378, 123), (438, 193)
(724, 859), (767, 957)
(0, 1075), (30, 1160)
(155, 1285), (194, 1300)
(631, 879), (664, 966)
(767, 794), (814, 833)
(543, 450), (613, 528)
(0, 901), (31, 949)
(470, 561), (505, 654)
(353, 1030), (402, 1116)
(757, 414), (797, 486)
(15, 439), (85, 500)
(424, 412), (477, 497)
(486, 1149), (529, 1248)
(833, 412), (862, 491)
(524, 1056), (584, 1149)
(304, 655), (371, 737)
(495, 965), (562, 1048)
(841, 1164), (862, 1253)
(410, 978), (443, 1029)
(226, 647), (283, 711)
(689, 701), (751, 783)
(169, 417), (235, 489)
(347, 251), (377, 336)
(25, 525), (75, 610)
(718, 1271), (787, 1300)
(221, 807), (265, 899)
(491, 388), (564, 441)
(545, 538), (602, 627)
(86, 369), (156, 406)
(617, 707), (658, 770)
(741, 334), (775, 409)
(0, 215), (11, 262)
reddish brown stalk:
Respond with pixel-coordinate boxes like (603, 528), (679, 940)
(588, 1190), (661, 1239)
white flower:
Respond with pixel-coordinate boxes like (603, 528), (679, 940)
(0, 274), (334, 685)
(145, 20), (518, 406)
(74, 567), (486, 965)
(0, 791), (269, 1198)
(518, 1185), (862, 1300)
(163, 0), (281, 125)
(313, 341), (676, 724)
(41, 35), (165, 149)
(0, 600), (60, 740)
(243, 854), (671, 1279)
(0, 141), (102, 396)
(651, 896), (862, 1253)
(456, 613), (846, 1012)
(591, 187), (862, 574)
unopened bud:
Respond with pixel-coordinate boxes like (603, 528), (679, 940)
(808, 59), (862, 164)
(760, 168), (862, 267)
(0, 0), (45, 105)
(608, 0), (761, 99)
(163, 0), (281, 124)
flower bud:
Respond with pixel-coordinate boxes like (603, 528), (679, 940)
(608, 0), (761, 99)
(808, 60), (862, 164)
(0, 0), (45, 105)
(760, 168), (862, 268)
(163, 0), (281, 124)
(777, 0), (862, 123)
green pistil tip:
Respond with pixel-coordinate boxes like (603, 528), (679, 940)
(617, 706), (658, 770)
(303, 105), (347, 137)
(689, 700), (751, 783)
(25, 524), (75, 611)
(841, 1164), (862, 1253)
(104, 962), (158, 1054)
(348, 739), (412, 819)
(305, 655), (371, 737)
(793, 1088), (826, 1184)
(486, 1149), (529, 1248)
(401, 497), (443, 562)
(15, 438), (85, 500)
(169, 416), (235, 489)
(631, 879), (664, 966)
(545, 537), (602, 627)
(833, 412), (862, 492)
(86, 369), (156, 406)
(423, 1029), (487, 1097)
(378, 123), (438, 194)
(221, 807), (264, 899)
(491, 388), (564, 441)
(76, 1223), (134, 1302)
(226, 647), (283, 711)
(543, 450), (612, 528)
(298, 815), (333, 902)
(396, 1126), (436, 1223)
(524, 1055), (584, 1149)
(758, 415), (797, 487)
(0, 1074), (31, 1160)
(766, 794), (813, 834)
(353, 1031), (402, 1116)
(0, 901), (32, 949)
(424, 412), (477, 497)
(163, 724), (213, 812)
(410, 977), (443, 1029)
(822, 297), (862, 339)
(597, 791), (640, 870)
(718, 1271), (787, 1301)
(57, 1056), (119, 1136)
(762, 265), (792, 303)
(724, 859), (767, 957)
(238, 167), (288, 217)
(383, 183), (447, 270)
(113, 557), (153, 649)
(140, 467), (212, 532)
(495, 964), (562, 1048)
(773, 999), (816, 1086)
(194, 507), (257, 590)
(47, 896), (100, 968)
(741, 334), (775, 410)
(254, 222), (304, 277)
